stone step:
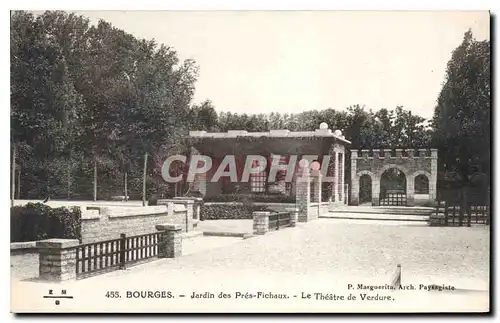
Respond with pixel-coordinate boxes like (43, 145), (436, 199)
(331, 206), (433, 216)
(320, 212), (430, 222)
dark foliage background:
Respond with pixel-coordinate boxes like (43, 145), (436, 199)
(11, 11), (490, 200)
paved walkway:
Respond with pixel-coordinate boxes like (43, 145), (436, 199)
(12, 219), (490, 313)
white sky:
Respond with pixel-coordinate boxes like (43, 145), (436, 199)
(72, 10), (490, 119)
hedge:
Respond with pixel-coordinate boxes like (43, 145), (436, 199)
(203, 193), (295, 204)
(200, 203), (273, 220)
(11, 203), (82, 243)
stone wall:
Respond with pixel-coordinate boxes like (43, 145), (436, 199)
(350, 148), (438, 206)
(81, 204), (187, 244)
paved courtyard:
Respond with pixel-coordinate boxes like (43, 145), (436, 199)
(11, 219), (490, 313)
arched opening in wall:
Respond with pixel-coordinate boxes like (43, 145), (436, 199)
(359, 174), (372, 205)
(414, 174), (430, 205)
(414, 174), (429, 194)
(380, 168), (407, 206)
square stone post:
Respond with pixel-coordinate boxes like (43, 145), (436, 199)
(406, 178), (415, 207)
(372, 178), (380, 206)
(340, 153), (345, 202)
(296, 160), (311, 222)
(156, 224), (183, 258)
(253, 211), (270, 235)
(350, 150), (359, 205)
(285, 207), (299, 227)
(334, 151), (339, 202)
(312, 172), (322, 203)
(37, 239), (79, 281)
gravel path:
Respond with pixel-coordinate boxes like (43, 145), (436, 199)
(11, 219), (490, 312)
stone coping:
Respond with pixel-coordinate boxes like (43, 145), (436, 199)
(81, 205), (187, 219)
(36, 238), (80, 249)
(203, 202), (295, 206)
(10, 241), (37, 250)
(156, 223), (183, 231)
(189, 129), (351, 144)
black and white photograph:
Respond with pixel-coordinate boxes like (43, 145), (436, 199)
(9, 9), (491, 313)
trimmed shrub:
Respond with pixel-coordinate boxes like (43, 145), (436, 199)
(200, 202), (273, 220)
(204, 193), (295, 204)
(11, 203), (82, 242)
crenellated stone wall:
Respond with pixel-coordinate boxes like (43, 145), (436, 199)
(350, 148), (438, 206)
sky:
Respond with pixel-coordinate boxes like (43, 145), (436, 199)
(72, 10), (490, 119)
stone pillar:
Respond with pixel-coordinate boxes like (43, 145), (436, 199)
(384, 149), (393, 159)
(406, 176), (415, 207)
(312, 172), (322, 203)
(37, 239), (79, 281)
(340, 153), (345, 202)
(372, 177), (380, 206)
(253, 211), (270, 235)
(350, 150), (359, 205)
(285, 207), (299, 227)
(430, 149), (438, 201)
(334, 151), (340, 202)
(395, 149), (403, 158)
(296, 160), (311, 222)
(193, 173), (207, 197)
(156, 223), (182, 258)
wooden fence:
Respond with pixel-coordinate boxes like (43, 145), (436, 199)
(268, 211), (292, 231)
(76, 231), (162, 279)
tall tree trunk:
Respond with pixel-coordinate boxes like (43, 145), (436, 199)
(17, 169), (21, 199)
(124, 172), (128, 202)
(142, 152), (148, 206)
(11, 144), (16, 207)
(67, 158), (71, 200)
(93, 159), (97, 202)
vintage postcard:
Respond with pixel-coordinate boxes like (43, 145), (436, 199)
(10, 10), (490, 313)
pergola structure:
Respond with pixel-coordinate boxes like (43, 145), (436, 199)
(187, 123), (351, 204)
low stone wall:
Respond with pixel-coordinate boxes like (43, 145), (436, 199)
(157, 198), (202, 231)
(81, 204), (187, 244)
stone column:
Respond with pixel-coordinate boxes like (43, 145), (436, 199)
(193, 173), (207, 197)
(312, 172), (322, 217)
(350, 150), (359, 205)
(156, 223), (182, 258)
(296, 160), (313, 222)
(37, 239), (79, 281)
(340, 153), (345, 203)
(285, 207), (299, 227)
(312, 172), (322, 203)
(253, 211), (270, 235)
(372, 177), (380, 206)
(430, 149), (438, 201)
(334, 151), (340, 202)
(406, 176), (415, 207)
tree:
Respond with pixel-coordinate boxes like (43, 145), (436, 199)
(432, 30), (491, 186)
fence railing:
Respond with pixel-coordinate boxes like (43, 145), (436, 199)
(268, 212), (292, 231)
(379, 192), (407, 206)
(434, 201), (490, 226)
(75, 231), (162, 278)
